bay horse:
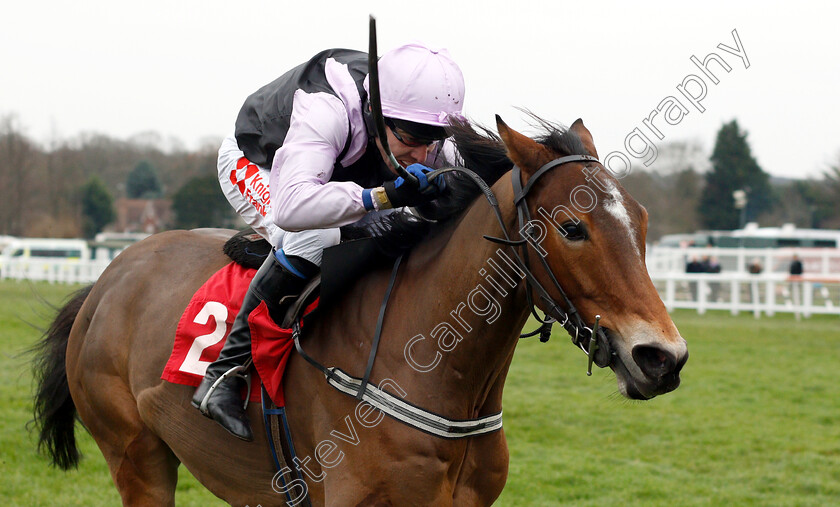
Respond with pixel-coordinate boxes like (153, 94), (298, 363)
(32, 116), (687, 506)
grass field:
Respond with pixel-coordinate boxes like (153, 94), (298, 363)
(2, 280), (839, 506)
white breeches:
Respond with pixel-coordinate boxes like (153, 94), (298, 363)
(217, 135), (340, 266)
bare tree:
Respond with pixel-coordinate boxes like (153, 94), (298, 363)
(0, 115), (41, 235)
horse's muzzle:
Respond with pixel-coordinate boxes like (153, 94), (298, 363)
(626, 345), (689, 399)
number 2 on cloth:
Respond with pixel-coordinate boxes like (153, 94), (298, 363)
(179, 301), (229, 376)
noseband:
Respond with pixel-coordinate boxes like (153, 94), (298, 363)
(430, 155), (614, 374)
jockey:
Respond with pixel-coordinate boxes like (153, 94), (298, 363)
(192, 43), (466, 441)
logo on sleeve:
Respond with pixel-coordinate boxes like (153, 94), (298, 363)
(231, 157), (271, 217)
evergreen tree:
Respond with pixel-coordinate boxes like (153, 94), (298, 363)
(796, 158), (840, 228)
(172, 175), (232, 229)
(126, 160), (163, 198)
(80, 175), (115, 238)
(698, 120), (773, 230)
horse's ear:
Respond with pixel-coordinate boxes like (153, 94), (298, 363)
(496, 114), (551, 175)
(570, 118), (599, 158)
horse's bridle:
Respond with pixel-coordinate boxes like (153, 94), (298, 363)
(428, 156), (614, 374)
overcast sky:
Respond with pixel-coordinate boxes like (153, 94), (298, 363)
(3, 0), (838, 179)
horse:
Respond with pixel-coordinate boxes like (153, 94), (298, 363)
(32, 116), (688, 506)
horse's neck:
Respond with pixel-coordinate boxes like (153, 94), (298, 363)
(308, 173), (531, 418)
(396, 173), (531, 415)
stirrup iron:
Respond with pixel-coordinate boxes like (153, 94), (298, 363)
(197, 364), (252, 415)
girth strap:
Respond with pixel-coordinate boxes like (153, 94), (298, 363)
(260, 386), (311, 507)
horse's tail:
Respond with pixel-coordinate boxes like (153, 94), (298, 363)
(31, 284), (93, 470)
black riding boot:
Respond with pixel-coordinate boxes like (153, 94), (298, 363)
(191, 251), (314, 441)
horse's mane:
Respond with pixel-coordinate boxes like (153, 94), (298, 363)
(412, 117), (513, 221)
(523, 112), (591, 160)
(425, 113), (590, 218)
(341, 114), (589, 258)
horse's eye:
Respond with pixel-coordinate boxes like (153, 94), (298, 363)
(559, 221), (587, 241)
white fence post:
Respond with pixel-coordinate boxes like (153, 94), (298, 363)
(698, 279), (707, 315)
(803, 282), (813, 318)
(730, 280), (739, 316)
(765, 281), (775, 317)
(750, 279), (761, 318)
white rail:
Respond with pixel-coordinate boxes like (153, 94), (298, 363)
(3, 254), (838, 319)
(650, 273), (840, 318)
(0, 258), (110, 284)
(647, 246), (840, 276)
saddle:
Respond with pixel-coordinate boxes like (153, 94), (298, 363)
(223, 211), (428, 310)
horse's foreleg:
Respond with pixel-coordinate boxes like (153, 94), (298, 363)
(451, 430), (509, 507)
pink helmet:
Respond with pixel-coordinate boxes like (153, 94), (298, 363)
(365, 42), (466, 127)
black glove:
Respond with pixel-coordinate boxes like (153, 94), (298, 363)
(362, 164), (445, 210)
(340, 211), (431, 258)
(386, 163), (446, 208)
(381, 179), (431, 208)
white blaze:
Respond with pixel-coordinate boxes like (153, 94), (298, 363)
(604, 182), (640, 257)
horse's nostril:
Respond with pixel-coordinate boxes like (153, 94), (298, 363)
(632, 345), (676, 380)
